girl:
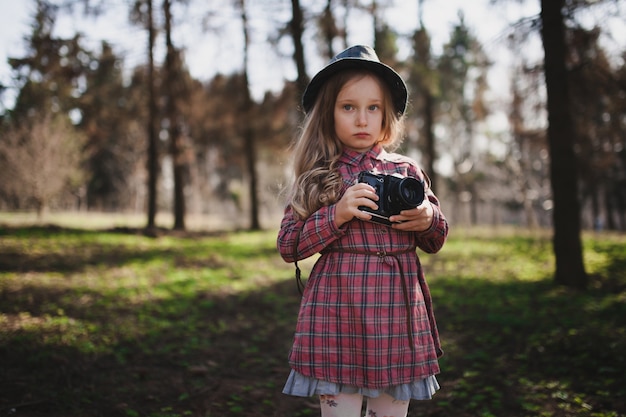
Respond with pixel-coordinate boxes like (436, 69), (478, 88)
(278, 45), (448, 417)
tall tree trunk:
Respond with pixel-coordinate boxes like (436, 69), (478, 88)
(540, 0), (587, 289)
(321, 0), (336, 59)
(423, 81), (437, 191)
(146, 0), (158, 230)
(240, 0), (260, 230)
(164, 0), (185, 230)
(604, 186), (615, 230)
(412, 26), (438, 192)
(340, 0), (349, 48)
(290, 0), (308, 97)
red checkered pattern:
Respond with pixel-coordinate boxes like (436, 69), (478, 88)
(278, 145), (449, 389)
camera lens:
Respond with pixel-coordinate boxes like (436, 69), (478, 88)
(396, 177), (424, 208)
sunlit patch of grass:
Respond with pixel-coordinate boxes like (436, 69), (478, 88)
(0, 210), (257, 231)
(0, 227), (295, 361)
(424, 230), (554, 283)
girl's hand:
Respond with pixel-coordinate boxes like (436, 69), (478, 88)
(334, 183), (379, 227)
(389, 200), (434, 232)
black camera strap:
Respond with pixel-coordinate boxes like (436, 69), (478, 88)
(292, 224), (306, 295)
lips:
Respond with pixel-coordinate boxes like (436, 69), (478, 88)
(354, 132), (370, 138)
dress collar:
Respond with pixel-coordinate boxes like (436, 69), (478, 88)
(338, 144), (386, 166)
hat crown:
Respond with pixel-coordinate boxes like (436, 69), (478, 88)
(331, 45), (379, 63)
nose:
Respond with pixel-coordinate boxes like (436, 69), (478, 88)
(356, 109), (368, 126)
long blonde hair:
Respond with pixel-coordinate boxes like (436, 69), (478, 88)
(288, 69), (406, 220)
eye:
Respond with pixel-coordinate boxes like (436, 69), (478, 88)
(342, 104), (354, 111)
(368, 104), (380, 111)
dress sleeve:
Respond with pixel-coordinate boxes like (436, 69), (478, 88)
(408, 163), (448, 254)
(414, 191), (449, 254)
(277, 204), (347, 263)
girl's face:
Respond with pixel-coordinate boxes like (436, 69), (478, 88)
(333, 75), (384, 153)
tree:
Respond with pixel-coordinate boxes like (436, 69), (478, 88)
(0, 0), (92, 214)
(7, 0), (90, 123)
(317, 0), (340, 59)
(289, 0), (309, 98)
(0, 112), (85, 218)
(566, 27), (626, 231)
(130, 0), (160, 230)
(163, 0), (191, 230)
(369, 0), (397, 65)
(238, 0), (261, 230)
(79, 42), (146, 211)
(408, 0), (439, 191)
(436, 13), (490, 225)
(507, 64), (547, 229)
(540, 0), (587, 289)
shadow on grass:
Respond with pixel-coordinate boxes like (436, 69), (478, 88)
(1, 270), (305, 417)
(431, 276), (626, 417)
(1, 226), (625, 417)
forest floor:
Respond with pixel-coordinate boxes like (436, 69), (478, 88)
(1, 222), (625, 417)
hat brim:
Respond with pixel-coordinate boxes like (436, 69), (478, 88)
(302, 58), (408, 116)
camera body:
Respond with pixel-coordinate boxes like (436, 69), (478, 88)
(358, 171), (425, 226)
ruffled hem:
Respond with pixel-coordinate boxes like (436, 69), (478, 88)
(282, 370), (440, 401)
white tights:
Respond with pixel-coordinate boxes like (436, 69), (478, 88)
(319, 392), (409, 417)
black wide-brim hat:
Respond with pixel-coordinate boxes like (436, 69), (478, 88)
(302, 45), (408, 116)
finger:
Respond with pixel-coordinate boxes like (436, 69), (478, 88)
(356, 198), (378, 211)
(357, 211), (373, 221)
(391, 220), (418, 230)
(398, 207), (423, 217)
(392, 219), (427, 231)
(356, 183), (379, 198)
(351, 183), (376, 192)
(359, 187), (379, 201)
(349, 188), (379, 203)
(389, 211), (418, 223)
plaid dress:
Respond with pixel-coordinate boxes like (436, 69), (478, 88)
(278, 145), (448, 390)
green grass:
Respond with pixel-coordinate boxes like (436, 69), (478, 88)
(1, 227), (288, 354)
(423, 229), (626, 417)
(1, 222), (625, 417)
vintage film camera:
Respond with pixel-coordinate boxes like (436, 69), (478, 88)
(357, 171), (425, 226)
